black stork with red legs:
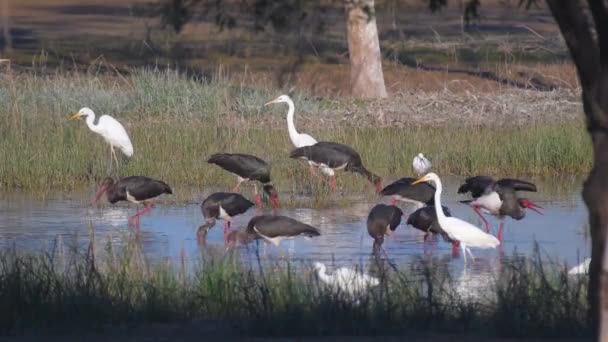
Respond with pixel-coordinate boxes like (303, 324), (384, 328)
(197, 192), (255, 244)
(92, 176), (172, 227)
(226, 215), (320, 249)
(289, 141), (382, 193)
(458, 176), (543, 241)
(208, 153), (280, 209)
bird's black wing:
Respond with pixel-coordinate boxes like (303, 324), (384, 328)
(119, 176), (172, 201)
(407, 206), (451, 234)
(495, 178), (537, 192)
(380, 177), (435, 204)
(457, 176), (496, 198)
(219, 193), (255, 216)
(289, 145), (352, 168)
(247, 215), (320, 238)
(208, 153), (271, 182)
(315, 142), (362, 163)
(367, 204), (403, 232)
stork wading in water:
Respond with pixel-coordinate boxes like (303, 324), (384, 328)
(379, 177), (435, 209)
(458, 176), (542, 239)
(412, 173), (500, 265)
(69, 107), (134, 170)
(289, 142), (382, 193)
(412, 153), (431, 176)
(208, 153), (280, 209)
(92, 176), (172, 227)
(197, 192), (255, 244)
(367, 204), (403, 254)
(226, 215), (320, 250)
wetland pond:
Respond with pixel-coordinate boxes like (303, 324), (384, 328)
(0, 175), (590, 289)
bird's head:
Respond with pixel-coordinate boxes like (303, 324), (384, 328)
(412, 172), (438, 186)
(417, 153), (424, 159)
(518, 198), (544, 215)
(263, 184), (280, 209)
(92, 177), (114, 206)
(69, 107), (94, 121)
(264, 95), (291, 106)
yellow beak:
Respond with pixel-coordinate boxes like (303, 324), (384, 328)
(264, 99), (278, 106)
(68, 113), (81, 121)
(411, 176), (428, 185)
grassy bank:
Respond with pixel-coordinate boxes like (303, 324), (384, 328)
(0, 69), (590, 197)
(0, 234), (590, 338)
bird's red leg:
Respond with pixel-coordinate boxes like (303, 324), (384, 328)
(451, 241), (460, 258)
(473, 206), (491, 233)
(497, 219), (504, 242)
(391, 199), (397, 206)
(330, 176), (336, 192)
(130, 203), (154, 228)
(233, 178), (243, 192)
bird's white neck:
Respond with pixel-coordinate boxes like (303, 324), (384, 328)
(84, 113), (103, 134)
(433, 179), (447, 222)
(285, 99), (300, 146)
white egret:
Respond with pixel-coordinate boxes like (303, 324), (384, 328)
(412, 173), (500, 265)
(568, 258), (590, 275)
(412, 153), (431, 176)
(69, 107), (134, 169)
(312, 262), (379, 298)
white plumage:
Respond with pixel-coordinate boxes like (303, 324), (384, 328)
(413, 172), (500, 265)
(69, 107), (134, 168)
(313, 262), (379, 298)
(413, 153), (431, 176)
(568, 258), (590, 275)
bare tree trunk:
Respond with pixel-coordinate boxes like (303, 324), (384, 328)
(545, 0), (608, 339)
(1, 0), (12, 54)
(344, 0), (387, 98)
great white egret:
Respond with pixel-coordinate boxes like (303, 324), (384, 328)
(69, 107), (134, 169)
(226, 215), (320, 248)
(312, 262), (380, 298)
(92, 176), (172, 227)
(290, 142), (383, 193)
(413, 173), (500, 265)
(367, 204), (403, 253)
(197, 192), (255, 244)
(412, 153), (431, 176)
(458, 176), (541, 237)
(264, 95), (333, 179)
(207, 153), (280, 209)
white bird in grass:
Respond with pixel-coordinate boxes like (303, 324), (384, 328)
(264, 95), (333, 178)
(312, 262), (380, 298)
(69, 107), (134, 169)
(412, 173), (500, 265)
(568, 258), (590, 275)
(413, 153), (431, 176)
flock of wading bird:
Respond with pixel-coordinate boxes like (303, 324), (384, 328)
(69, 94), (545, 266)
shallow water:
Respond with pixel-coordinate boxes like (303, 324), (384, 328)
(0, 176), (590, 292)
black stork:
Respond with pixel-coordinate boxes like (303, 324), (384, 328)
(289, 141), (382, 193)
(197, 192), (255, 244)
(457, 176), (543, 239)
(226, 215), (320, 248)
(92, 176), (172, 226)
(367, 204), (403, 253)
(379, 177), (435, 208)
(208, 153), (280, 209)
(406, 205), (460, 256)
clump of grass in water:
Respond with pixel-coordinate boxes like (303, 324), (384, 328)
(0, 232), (591, 338)
(0, 69), (591, 198)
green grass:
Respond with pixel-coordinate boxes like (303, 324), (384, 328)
(0, 234), (590, 338)
(0, 68), (591, 201)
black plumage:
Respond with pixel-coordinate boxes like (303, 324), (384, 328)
(227, 215), (321, 247)
(379, 177), (435, 206)
(208, 153), (279, 208)
(197, 192), (255, 242)
(406, 206), (452, 242)
(92, 176), (172, 226)
(367, 204), (403, 252)
(457, 176), (537, 198)
(289, 141), (382, 192)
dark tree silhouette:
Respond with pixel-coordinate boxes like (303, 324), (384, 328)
(545, 0), (608, 337)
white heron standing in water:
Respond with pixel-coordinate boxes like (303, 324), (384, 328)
(413, 153), (431, 176)
(69, 107), (134, 169)
(264, 95), (332, 179)
(412, 173), (500, 265)
(312, 262), (379, 298)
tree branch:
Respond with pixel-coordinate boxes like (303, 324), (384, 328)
(546, 0), (599, 88)
(588, 0), (608, 66)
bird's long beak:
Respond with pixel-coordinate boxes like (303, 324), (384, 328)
(69, 113), (81, 121)
(411, 175), (429, 185)
(521, 199), (544, 215)
(264, 98), (279, 106)
(92, 185), (107, 206)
